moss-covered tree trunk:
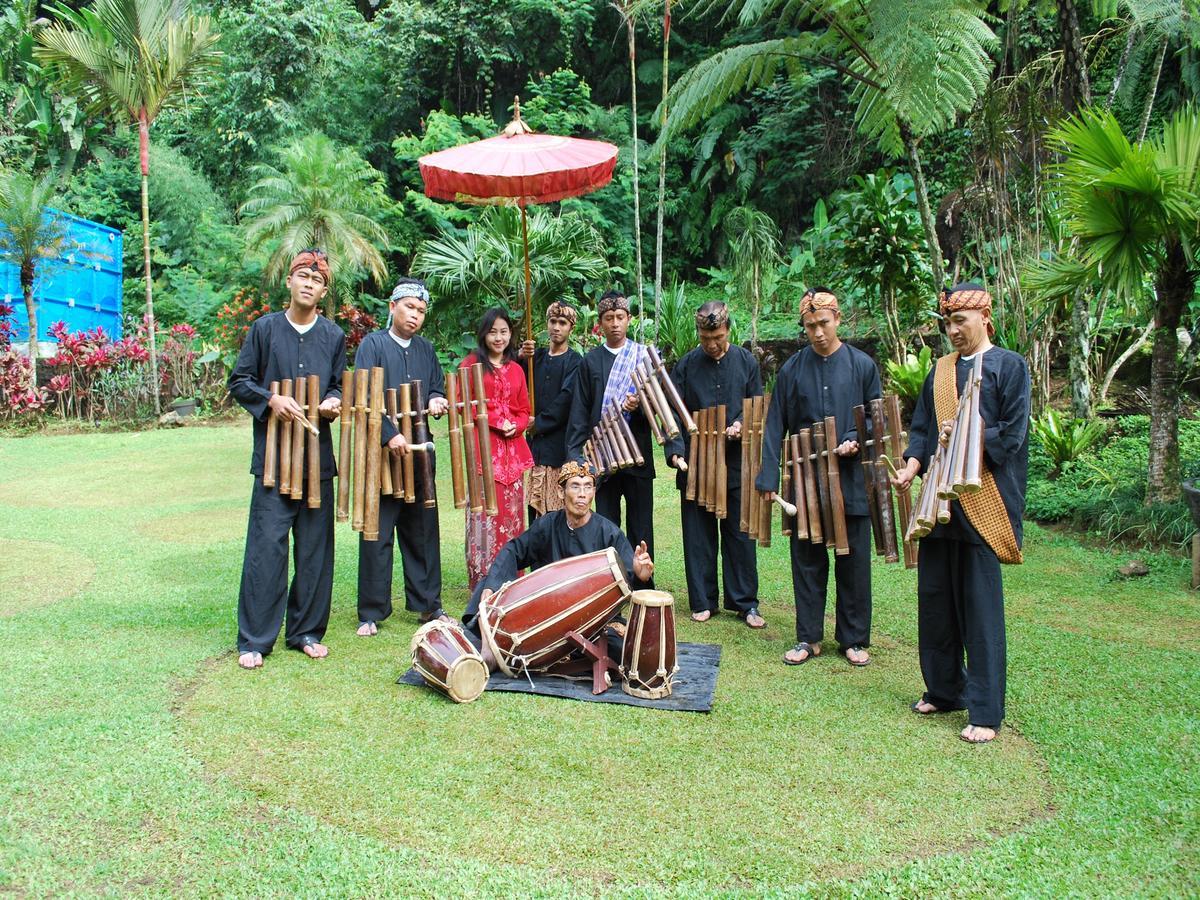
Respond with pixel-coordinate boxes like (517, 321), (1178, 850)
(1147, 238), (1190, 504)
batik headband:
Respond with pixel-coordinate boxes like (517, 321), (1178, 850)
(546, 301), (578, 325)
(695, 305), (730, 331)
(289, 249), (332, 285)
(799, 291), (839, 318)
(390, 280), (430, 305)
(559, 460), (597, 485)
(939, 287), (992, 314)
(596, 294), (630, 316)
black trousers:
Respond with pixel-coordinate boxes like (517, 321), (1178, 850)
(237, 477), (334, 655)
(789, 513), (871, 647)
(679, 486), (758, 615)
(596, 470), (654, 590)
(917, 537), (1006, 728)
(357, 491), (443, 623)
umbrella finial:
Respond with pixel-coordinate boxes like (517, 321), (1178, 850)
(503, 95), (534, 137)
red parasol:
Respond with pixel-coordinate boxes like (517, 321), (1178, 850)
(418, 99), (618, 407)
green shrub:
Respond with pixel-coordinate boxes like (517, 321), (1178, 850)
(884, 346), (932, 401)
(1030, 408), (1107, 477)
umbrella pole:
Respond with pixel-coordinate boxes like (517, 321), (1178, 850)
(522, 203), (535, 413)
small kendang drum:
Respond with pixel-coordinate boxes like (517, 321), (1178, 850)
(410, 619), (489, 703)
(478, 548), (631, 677)
(620, 590), (679, 700)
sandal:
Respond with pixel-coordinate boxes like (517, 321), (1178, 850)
(783, 642), (820, 665)
(842, 645), (870, 666)
(298, 635), (328, 658)
(237, 651), (262, 670)
(910, 698), (965, 715)
(690, 610), (713, 622)
(960, 724), (998, 744)
(741, 608), (766, 629)
(418, 608), (449, 624)
(356, 621), (379, 637)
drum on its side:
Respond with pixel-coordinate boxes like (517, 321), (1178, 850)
(410, 619), (488, 703)
(620, 590), (678, 700)
(479, 548), (631, 677)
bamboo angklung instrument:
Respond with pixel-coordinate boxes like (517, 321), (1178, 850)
(470, 363), (499, 516)
(457, 370), (484, 513)
(445, 372), (467, 509)
(411, 380), (437, 508)
(351, 368), (368, 531)
(384, 388), (402, 499)
(632, 365), (666, 445)
(855, 403), (884, 551)
(869, 398), (899, 563)
(633, 360), (679, 442)
(790, 433), (808, 541)
(336, 370), (352, 521)
(264, 380), (280, 489)
(362, 366), (384, 541)
(305, 373), (320, 508)
(399, 382), (416, 502)
(289, 374), (307, 499)
(645, 345), (696, 436)
(278, 379), (294, 496)
(887, 393), (918, 567)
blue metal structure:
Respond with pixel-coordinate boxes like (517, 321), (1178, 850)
(1, 208), (124, 340)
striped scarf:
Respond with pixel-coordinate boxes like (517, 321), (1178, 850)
(601, 339), (644, 420)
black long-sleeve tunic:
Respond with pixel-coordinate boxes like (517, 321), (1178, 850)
(903, 347), (1030, 547)
(353, 329), (446, 445)
(566, 345), (656, 478)
(227, 311), (346, 478)
(466, 510), (635, 616)
(754, 343), (881, 516)
(664, 345), (763, 490)
(525, 347), (583, 467)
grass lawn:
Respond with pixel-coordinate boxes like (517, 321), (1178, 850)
(0, 422), (1196, 896)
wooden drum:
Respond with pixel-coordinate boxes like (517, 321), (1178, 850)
(620, 590), (679, 700)
(410, 619), (488, 704)
(478, 548), (631, 677)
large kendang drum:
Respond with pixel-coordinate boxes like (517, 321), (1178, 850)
(478, 548), (631, 677)
(620, 590), (679, 700)
(410, 619), (489, 703)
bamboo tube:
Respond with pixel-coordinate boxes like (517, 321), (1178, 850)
(606, 405), (632, 467)
(352, 368), (368, 532)
(289, 374), (307, 499)
(306, 373), (320, 509)
(716, 404), (727, 520)
(685, 409), (699, 500)
(811, 425), (834, 548)
(780, 430), (792, 536)
(694, 407), (708, 509)
(887, 394), (917, 567)
(614, 403), (644, 467)
(385, 389), (402, 499)
(400, 382), (416, 502)
(336, 370), (352, 521)
(264, 379), (280, 489)
(380, 441), (394, 496)
(471, 364), (498, 516)
(941, 373), (976, 499)
(591, 426), (610, 475)
(854, 403), (884, 553)
(743, 399), (757, 538)
(363, 367), (384, 541)
(642, 361), (679, 439)
(749, 395), (765, 541)
(604, 414), (626, 469)
(647, 345), (696, 435)
(707, 407), (719, 513)
(278, 379), (293, 495)
(445, 372), (466, 509)
(756, 398), (772, 546)
(960, 356), (985, 493)
(632, 367), (666, 445)
(790, 433), (809, 540)
(740, 398), (752, 533)
(870, 398), (899, 563)
(411, 379), (437, 508)
(459, 371), (483, 513)
(799, 428), (822, 545)
(823, 417), (850, 556)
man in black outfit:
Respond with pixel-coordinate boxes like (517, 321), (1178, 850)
(228, 250), (345, 669)
(665, 301), (765, 626)
(756, 288), (881, 668)
(565, 291), (656, 589)
(353, 278), (450, 636)
(893, 282), (1029, 744)
(519, 301), (583, 523)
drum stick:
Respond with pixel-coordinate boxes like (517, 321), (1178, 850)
(647, 345), (696, 435)
(306, 373), (320, 509)
(336, 370), (352, 521)
(289, 374), (307, 499)
(854, 404), (884, 553)
(459, 371), (483, 513)
(716, 404), (727, 520)
(471, 363), (499, 516)
(400, 382), (416, 503)
(264, 379), (279, 490)
(773, 493), (798, 517)
(445, 372), (466, 509)
(364, 367), (384, 540)
(411, 380), (437, 508)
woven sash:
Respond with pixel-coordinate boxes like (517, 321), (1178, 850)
(934, 354), (1023, 564)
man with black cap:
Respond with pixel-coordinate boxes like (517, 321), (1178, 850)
(229, 249), (345, 669)
(565, 290), (656, 589)
(892, 282), (1029, 744)
(757, 288), (881, 667)
(353, 278), (450, 636)
(665, 301), (765, 626)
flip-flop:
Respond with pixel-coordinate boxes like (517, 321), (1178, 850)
(842, 645), (870, 666)
(783, 642), (820, 665)
(960, 725), (998, 744)
(237, 651), (262, 670)
(690, 611), (713, 622)
(742, 609), (767, 629)
(356, 621), (378, 636)
(298, 635), (328, 658)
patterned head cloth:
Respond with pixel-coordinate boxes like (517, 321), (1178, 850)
(289, 249), (332, 285)
(596, 291), (630, 316)
(695, 301), (730, 331)
(558, 459), (597, 485)
(939, 282), (994, 334)
(546, 301), (578, 325)
(799, 289), (839, 318)
(390, 278), (431, 306)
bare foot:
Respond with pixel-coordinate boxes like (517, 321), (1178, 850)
(238, 651), (262, 669)
(912, 698), (941, 714)
(356, 621), (378, 637)
(301, 641), (328, 659)
(691, 610), (712, 622)
(960, 724), (997, 744)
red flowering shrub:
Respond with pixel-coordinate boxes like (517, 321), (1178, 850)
(0, 303), (48, 420)
(336, 303), (379, 362)
(216, 289), (273, 357)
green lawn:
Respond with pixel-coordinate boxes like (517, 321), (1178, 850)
(0, 423), (1196, 897)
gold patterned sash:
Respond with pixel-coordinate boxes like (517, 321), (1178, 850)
(933, 354), (1023, 564)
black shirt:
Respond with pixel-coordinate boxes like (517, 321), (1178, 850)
(664, 344), (763, 490)
(904, 346), (1030, 546)
(755, 343), (881, 515)
(566, 344), (656, 479)
(525, 346), (583, 467)
(227, 311), (346, 478)
(353, 329), (446, 445)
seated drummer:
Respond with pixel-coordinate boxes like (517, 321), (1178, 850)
(463, 461), (654, 627)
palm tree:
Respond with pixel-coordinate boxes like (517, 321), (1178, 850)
(35, 0), (221, 414)
(0, 171), (65, 388)
(656, 0), (998, 294)
(413, 206), (608, 314)
(724, 205), (781, 350)
(1033, 105), (1200, 504)
(240, 133), (391, 291)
